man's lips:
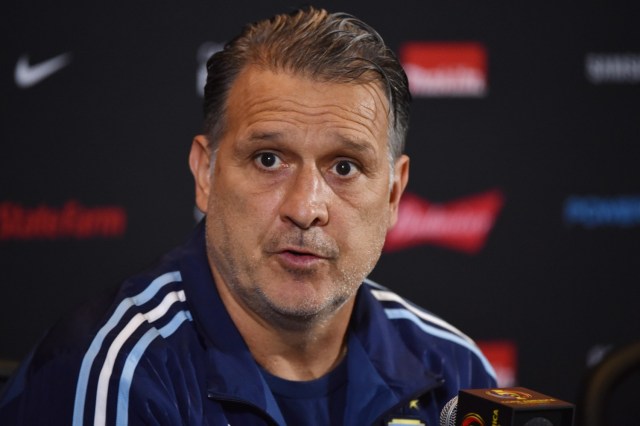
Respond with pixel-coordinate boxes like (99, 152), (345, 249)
(280, 246), (326, 257)
(264, 231), (339, 269)
(272, 247), (333, 268)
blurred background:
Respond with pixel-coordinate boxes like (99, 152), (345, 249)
(2, 1), (639, 422)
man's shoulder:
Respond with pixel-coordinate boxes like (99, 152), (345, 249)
(360, 278), (496, 380)
(362, 278), (472, 343)
(25, 225), (207, 380)
(0, 264), (203, 423)
(33, 267), (188, 364)
(32, 286), (121, 367)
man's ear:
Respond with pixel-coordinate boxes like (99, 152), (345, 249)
(388, 154), (410, 228)
(189, 135), (212, 214)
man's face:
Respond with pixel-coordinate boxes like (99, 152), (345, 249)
(190, 66), (409, 327)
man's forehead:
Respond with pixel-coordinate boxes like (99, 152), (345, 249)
(231, 65), (389, 107)
(226, 66), (390, 129)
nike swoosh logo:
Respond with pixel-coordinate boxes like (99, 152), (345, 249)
(14, 52), (72, 89)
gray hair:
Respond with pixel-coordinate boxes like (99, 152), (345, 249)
(202, 7), (411, 161)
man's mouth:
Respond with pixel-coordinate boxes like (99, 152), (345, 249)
(264, 232), (339, 269)
(275, 247), (329, 268)
(284, 247), (321, 257)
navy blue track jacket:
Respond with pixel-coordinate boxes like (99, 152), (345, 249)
(0, 222), (496, 425)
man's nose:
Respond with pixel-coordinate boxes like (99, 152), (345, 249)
(279, 166), (330, 229)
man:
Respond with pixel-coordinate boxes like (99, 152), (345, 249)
(0, 7), (496, 425)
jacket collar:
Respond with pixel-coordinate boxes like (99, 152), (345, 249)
(344, 285), (443, 424)
(179, 222), (442, 425)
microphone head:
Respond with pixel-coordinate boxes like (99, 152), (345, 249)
(444, 387), (574, 426)
(440, 395), (458, 426)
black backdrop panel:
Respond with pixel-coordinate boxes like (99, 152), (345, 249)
(2, 0), (640, 410)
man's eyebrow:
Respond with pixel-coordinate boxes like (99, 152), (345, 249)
(244, 131), (378, 156)
(246, 131), (283, 142)
(335, 135), (377, 155)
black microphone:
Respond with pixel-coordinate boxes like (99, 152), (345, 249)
(440, 387), (574, 426)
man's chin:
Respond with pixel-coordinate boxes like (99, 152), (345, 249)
(258, 292), (349, 330)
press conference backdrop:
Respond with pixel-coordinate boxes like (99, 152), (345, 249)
(2, 0), (639, 417)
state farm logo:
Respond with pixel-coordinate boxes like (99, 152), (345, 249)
(0, 200), (127, 240)
(384, 190), (504, 254)
(399, 42), (488, 97)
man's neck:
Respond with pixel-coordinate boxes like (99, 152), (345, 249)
(247, 305), (352, 381)
(214, 277), (354, 381)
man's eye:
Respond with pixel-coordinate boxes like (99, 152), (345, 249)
(332, 160), (358, 177)
(255, 152), (282, 169)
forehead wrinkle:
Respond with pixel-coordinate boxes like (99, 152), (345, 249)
(225, 67), (390, 148)
(242, 119), (384, 148)
(239, 99), (386, 143)
(244, 96), (378, 122)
